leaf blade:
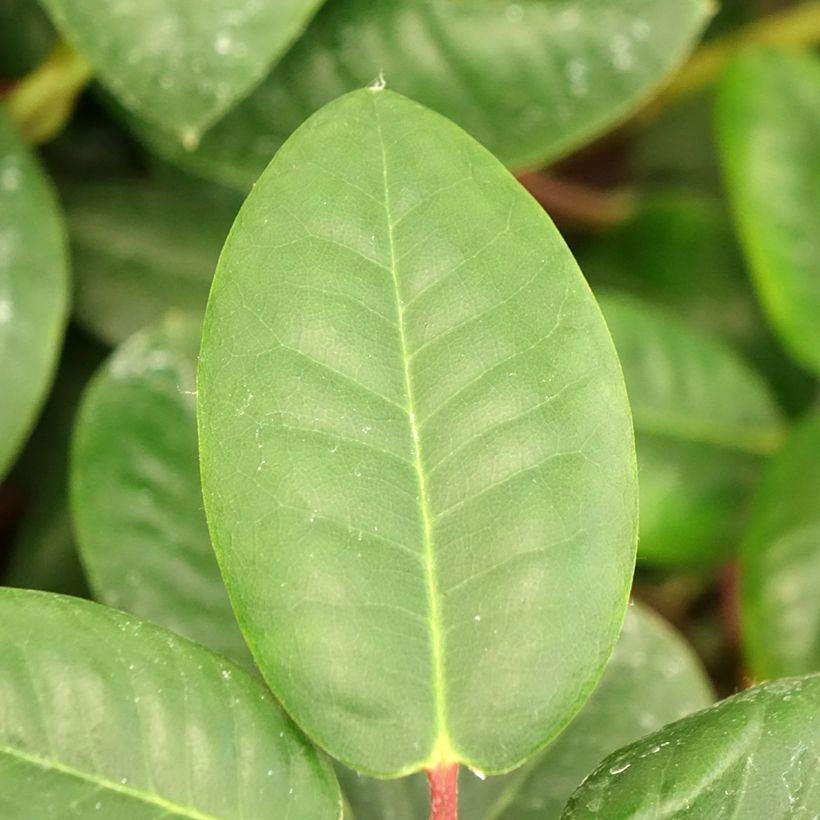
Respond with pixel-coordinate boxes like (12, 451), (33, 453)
(198, 88), (637, 775)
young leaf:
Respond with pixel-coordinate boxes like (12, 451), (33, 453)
(71, 314), (251, 667)
(742, 414), (820, 679)
(717, 50), (820, 375)
(131, 0), (712, 190)
(39, 0), (328, 145)
(198, 89), (638, 778)
(599, 291), (784, 566)
(340, 603), (713, 819)
(0, 588), (341, 819)
(562, 675), (820, 818)
(62, 178), (240, 346)
(0, 111), (69, 479)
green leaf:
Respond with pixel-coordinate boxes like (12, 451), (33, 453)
(717, 50), (820, 376)
(599, 291), (784, 566)
(340, 603), (713, 819)
(131, 0), (712, 190)
(3, 331), (104, 595)
(0, 588), (341, 819)
(39, 0), (327, 145)
(581, 195), (815, 415)
(0, 111), (69, 479)
(71, 314), (251, 668)
(562, 675), (820, 818)
(198, 88), (638, 776)
(742, 414), (820, 679)
(62, 178), (240, 346)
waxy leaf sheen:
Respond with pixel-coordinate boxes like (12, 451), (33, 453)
(133, 0), (712, 190)
(72, 315), (250, 667)
(0, 589), (341, 819)
(0, 111), (69, 478)
(40, 0), (328, 144)
(563, 675), (820, 818)
(198, 89), (637, 776)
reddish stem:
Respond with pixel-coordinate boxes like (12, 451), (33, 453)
(427, 763), (459, 820)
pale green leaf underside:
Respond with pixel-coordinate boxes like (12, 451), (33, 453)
(0, 112), (69, 479)
(742, 415), (820, 679)
(599, 292), (783, 566)
(563, 675), (820, 818)
(717, 50), (820, 376)
(71, 315), (251, 668)
(341, 603), (713, 819)
(63, 179), (239, 346)
(0, 589), (340, 819)
(198, 89), (637, 776)
(132, 0), (711, 190)
(40, 0), (327, 143)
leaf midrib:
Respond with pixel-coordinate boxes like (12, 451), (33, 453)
(0, 743), (219, 819)
(372, 91), (452, 766)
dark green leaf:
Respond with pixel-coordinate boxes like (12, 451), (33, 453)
(132, 0), (712, 189)
(39, 0), (328, 144)
(742, 414), (820, 679)
(599, 291), (784, 566)
(717, 50), (820, 375)
(0, 111), (69, 479)
(198, 89), (637, 776)
(72, 314), (251, 667)
(62, 177), (240, 346)
(0, 0), (56, 77)
(0, 588), (341, 819)
(562, 675), (820, 818)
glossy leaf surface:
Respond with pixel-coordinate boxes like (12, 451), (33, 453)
(40, 0), (327, 144)
(718, 50), (820, 375)
(600, 292), (783, 566)
(0, 588), (340, 819)
(563, 675), (820, 818)
(742, 415), (820, 679)
(341, 603), (713, 819)
(198, 89), (637, 775)
(63, 178), (239, 345)
(72, 315), (250, 667)
(133, 0), (711, 189)
(0, 111), (69, 478)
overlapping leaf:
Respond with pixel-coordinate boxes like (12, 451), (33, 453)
(563, 675), (820, 818)
(198, 89), (638, 776)
(132, 0), (712, 189)
(717, 50), (820, 375)
(71, 314), (251, 667)
(0, 588), (340, 819)
(742, 414), (820, 679)
(40, 0), (328, 144)
(599, 292), (783, 566)
(0, 111), (69, 479)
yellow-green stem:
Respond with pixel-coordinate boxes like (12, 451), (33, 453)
(1, 43), (93, 144)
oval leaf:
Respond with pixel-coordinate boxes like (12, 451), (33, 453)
(340, 603), (713, 819)
(0, 588), (340, 819)
(562, 675), (820, 818)
(63, 178), (240, 346)
(0, 111), (69, 479)
(40, 0), (328, 144)
(599, 291), (783, 566)
(742, 414), (820, 679)
(71, 314), (251, 667)
(717, 50), (820, 376)
(133, 0), (711, 189)
(198, 88), (637, 776)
